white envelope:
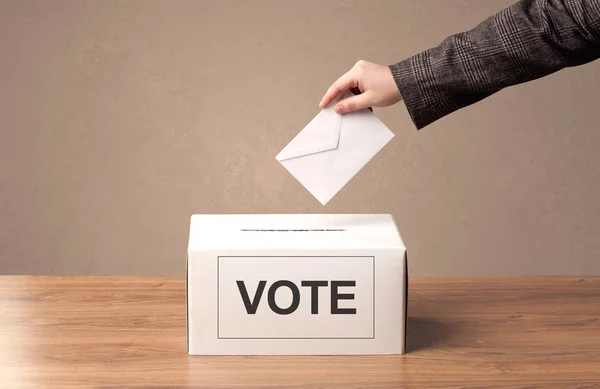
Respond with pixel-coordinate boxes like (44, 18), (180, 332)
(276, 90), (395, 205)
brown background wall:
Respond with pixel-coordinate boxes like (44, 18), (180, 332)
(1, 0), (599, 276)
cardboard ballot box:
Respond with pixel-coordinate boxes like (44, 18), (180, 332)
(187, 214), (408, 355)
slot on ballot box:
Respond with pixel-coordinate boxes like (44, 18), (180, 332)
(186, 214), (408, 355)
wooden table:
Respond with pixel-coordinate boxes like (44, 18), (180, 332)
(1, 276), (599, 388)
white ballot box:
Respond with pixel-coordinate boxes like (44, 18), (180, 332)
(186, 214), (408, 355)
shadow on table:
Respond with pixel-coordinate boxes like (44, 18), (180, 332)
(406, 316), (454, 352)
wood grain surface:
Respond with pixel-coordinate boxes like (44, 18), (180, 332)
(0, 276), (599, 388)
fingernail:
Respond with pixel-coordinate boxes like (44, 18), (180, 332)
(335, 105), (343, 113)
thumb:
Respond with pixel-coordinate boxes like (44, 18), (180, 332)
(334, 92), (372, 114)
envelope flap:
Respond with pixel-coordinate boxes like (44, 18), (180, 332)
(276, 106), (343, 161)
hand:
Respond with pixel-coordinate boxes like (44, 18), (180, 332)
(319, 60), (402, 114)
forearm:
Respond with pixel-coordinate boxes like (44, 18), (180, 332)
(390, 0), (600, 129)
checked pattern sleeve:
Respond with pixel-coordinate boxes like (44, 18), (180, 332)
(390, 0), (600, 130)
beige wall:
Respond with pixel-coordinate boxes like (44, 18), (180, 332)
(1, 0), (599, 276)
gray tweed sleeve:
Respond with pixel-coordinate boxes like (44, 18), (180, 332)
(390, 0), (600, 130)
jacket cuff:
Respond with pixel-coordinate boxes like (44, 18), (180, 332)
(389, 53), (441, 130)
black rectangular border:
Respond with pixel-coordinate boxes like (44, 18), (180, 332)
(217, 256), (375, 340)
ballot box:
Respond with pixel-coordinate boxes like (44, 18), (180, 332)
(186, 214), (408, 355)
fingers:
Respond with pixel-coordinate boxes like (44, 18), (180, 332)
(334, 92), (372, 114)
(319, 69), (357, 109)
(350, 87), (372, 112)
